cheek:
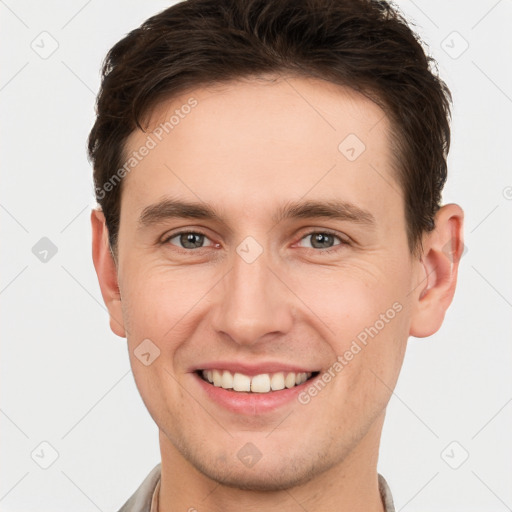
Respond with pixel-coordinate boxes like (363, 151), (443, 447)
(294, 268), (406, 340)
(119, 262), (209, 341)
(128, 359), (188, 433)
(333, 295), (410, 409)
(296, 267), (411, 397)
(121, 274), (192, 423)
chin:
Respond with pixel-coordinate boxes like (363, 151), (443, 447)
(203, 467), (310, 491)
(191, 451), (333, 492)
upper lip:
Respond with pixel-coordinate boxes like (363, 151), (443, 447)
(191, 361), (319, 376)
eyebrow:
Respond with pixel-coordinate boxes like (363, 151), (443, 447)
(138, 197), (376, 230)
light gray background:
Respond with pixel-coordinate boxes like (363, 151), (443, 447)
(1, 1), (511, 511)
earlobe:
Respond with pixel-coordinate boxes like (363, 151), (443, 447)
(91, 208), (126, 338)
(409, 203), (464, 338)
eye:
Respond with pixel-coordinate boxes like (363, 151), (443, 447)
(161, 229), (348, 253)
(297, 231), (347, 253)
(163, 231), (216, 250)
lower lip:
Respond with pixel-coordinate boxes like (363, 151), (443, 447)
(193, 372), (316, 415)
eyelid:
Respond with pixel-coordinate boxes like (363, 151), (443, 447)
(161, 229), (217, 249)
(161, 227), (350, 254)
(295, 229), (350, 252)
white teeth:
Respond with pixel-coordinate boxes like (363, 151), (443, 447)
(233, 372), (251, 391)
(270, 372), (285, 391)
(201, 369), (313, 393)
(251, 374), (271, 393)
(285, 372), (296, 389)
(295, 372), (307, 385)
(212, 369), (222, 386)
(221, 370), (234, 389)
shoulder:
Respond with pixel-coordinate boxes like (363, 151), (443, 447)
(116, 463), (162, 512)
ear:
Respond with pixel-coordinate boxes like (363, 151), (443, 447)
(91, 208), (126, 338)
(409, 203), (464, 338)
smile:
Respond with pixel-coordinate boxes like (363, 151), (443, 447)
(197, 369), (320, 393)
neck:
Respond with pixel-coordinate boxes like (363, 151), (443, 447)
(158, 411), (386, 512)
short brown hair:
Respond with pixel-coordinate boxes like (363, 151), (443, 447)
(88, 0), (452, 257)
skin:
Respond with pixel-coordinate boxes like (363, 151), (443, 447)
(91, 75), (464, 512)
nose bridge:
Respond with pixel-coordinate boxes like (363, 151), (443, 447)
(211, 241), (292, 346)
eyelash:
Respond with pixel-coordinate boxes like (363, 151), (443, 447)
(161, 229), (349, 254)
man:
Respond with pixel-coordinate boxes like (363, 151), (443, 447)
(88, 0), (464, 510)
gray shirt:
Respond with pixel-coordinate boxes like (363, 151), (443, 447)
(117, 463), (396, 512)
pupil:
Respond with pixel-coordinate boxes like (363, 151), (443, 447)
(313, 233), (332, 248)
(181, 233), (203, 248)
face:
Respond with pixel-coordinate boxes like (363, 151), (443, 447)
(102, 76), (426, 490)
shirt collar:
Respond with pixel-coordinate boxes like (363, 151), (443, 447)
(149, 477), (160, 512)
(150, 473), (395, 512)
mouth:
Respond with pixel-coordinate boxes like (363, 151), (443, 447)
(195, 369), (321, 394)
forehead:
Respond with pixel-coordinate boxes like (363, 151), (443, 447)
(120, 76), (401, 229)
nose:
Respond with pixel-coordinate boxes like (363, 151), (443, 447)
(210, 245), (294, 347)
